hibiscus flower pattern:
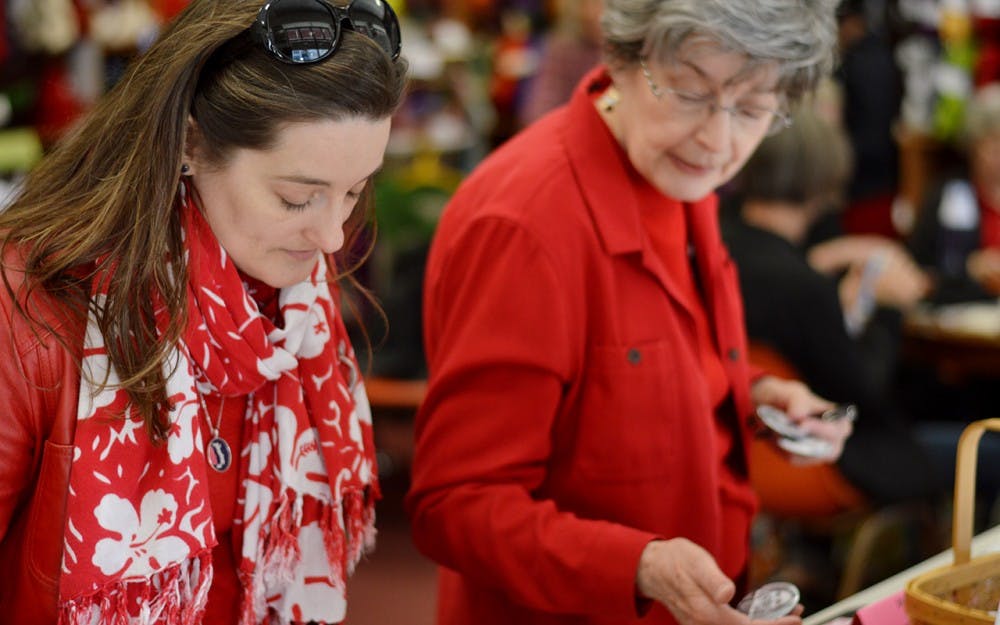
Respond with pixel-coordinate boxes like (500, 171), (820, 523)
(61, 201), (377, 625)
(62, 344), (214, 600)
(92, 491), (191, 577)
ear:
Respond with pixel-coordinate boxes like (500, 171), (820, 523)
(182, 115), (203, 175)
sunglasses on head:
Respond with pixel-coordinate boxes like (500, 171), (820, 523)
(250, 0), (401, 64)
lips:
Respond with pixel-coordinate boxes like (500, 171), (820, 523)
(669, 153), (717, 175)
(286, 249), (318, 262)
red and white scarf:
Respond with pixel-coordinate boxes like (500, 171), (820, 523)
(60, 197), (378, 624)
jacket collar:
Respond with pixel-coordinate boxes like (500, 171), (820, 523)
(560, 66), (720, 259)
(561, 66), (725, 304)
(560, 66), (646, 256)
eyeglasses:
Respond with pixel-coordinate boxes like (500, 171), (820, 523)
(251, 0), (402, 64)
(639, 59), (790, 137)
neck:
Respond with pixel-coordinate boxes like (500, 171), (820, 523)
(741, 199), (812, 245)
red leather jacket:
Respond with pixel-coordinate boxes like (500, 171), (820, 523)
(0, 254), (246, 623)
(0, 251), (81, 625)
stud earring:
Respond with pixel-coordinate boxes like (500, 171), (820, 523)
(597, 87), (620, 113)
(181, 164), (190, 175)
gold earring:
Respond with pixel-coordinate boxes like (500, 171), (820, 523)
(597, 87), (620, 113)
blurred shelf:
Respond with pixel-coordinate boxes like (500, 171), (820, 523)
(365, 376), (428, 410)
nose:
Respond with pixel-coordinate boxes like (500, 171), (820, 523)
(694, 105), (732, 154)
(305, 200), (349, 254)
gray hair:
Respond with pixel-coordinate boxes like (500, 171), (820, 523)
(733, 108), (852, 207)
(601, 0), (838, 103)
(964, 83), (1000, 145)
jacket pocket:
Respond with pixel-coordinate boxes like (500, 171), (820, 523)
(571, 340), (684, 481)
(27, 440), (73, 587)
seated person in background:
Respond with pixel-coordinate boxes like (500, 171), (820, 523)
(804, 228), (929, 392)
(721, 109), (941, 516)
(910, 83), (1000, 302)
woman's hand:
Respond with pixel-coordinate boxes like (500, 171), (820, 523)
(807, 235), (887, 275)
(809, 236), (930, 311)
(967, 248), (1000, 294)
(874, 245), (932, 307)
(636, 539), (803, 625)
(751, 376), (852, 465)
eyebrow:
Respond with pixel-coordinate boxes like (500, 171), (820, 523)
(275, 174), (331, 187)
(676, 59), (777, 94)
(274, 163), (385, 188)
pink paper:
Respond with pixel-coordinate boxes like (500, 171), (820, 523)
(852, 590), (910, 625)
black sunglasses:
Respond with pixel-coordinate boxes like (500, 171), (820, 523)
(250, 0), (402, 64)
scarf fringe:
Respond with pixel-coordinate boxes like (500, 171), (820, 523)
(59, 552), (213, 625)
(342, 489), (377, 575)
(260, 493), (303, 589)
(238, 491), (377, 623)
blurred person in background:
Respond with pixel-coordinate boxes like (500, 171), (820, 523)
(722, 109), (940, 519)
(407, 1), (850, 624)
(832, 0), (904, 238)
(726, 109), (1000, 557)
(0, 0), (406, 623)
(910, 83), (1000, 302)
(518, 0), (604, 125)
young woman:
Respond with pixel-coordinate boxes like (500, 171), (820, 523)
(0, 1), (406, 623)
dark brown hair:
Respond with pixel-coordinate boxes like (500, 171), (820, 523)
(0, 0), (408, 439)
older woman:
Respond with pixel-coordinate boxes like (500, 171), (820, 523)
(407, 1), (846, 625)
(911, 83), (1000, 301)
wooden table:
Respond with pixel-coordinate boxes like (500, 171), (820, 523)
(902, 307), (1000, 383)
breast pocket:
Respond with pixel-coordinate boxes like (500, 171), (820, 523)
(27, 440), (73, 587)
(571, 340), (686, 482)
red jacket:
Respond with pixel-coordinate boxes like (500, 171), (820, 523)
(0, 250), (82, 625)
(0, 253), (244, 623)
(406, 67), (759, 625)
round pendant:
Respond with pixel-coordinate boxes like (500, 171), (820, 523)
(207, 436), (232, 472)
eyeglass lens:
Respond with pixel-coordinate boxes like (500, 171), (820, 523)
(264, 0), (401, 63)
(267, 0), (339, 63)
(346, 0), (401, 60)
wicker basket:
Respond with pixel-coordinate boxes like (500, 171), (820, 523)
(905, 418), (1000, 625)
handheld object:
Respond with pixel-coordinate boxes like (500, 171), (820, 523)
(756, 404), (854, 459)
(756, 404), (808, 439)
(818, 403), (858, 423)
(738, 581), (800, 620)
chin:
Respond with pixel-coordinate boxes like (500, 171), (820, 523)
(247, 268), (309, 290)
(270, 273), (311, 289)
(658, 180), (717, 202)
(650, 168), (720, 202)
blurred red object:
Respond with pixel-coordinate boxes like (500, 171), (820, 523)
(0, 1), (8, 65)
(842, 192), (901, 239)
(152, 0), (190, 21)
(35, 62), (87, 147)
(974, 16), (1000, 86)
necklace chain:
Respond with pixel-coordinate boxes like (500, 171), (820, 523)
(197, 393), (227, 437)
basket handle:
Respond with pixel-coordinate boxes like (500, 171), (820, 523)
(952, 418), (1000, 565)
